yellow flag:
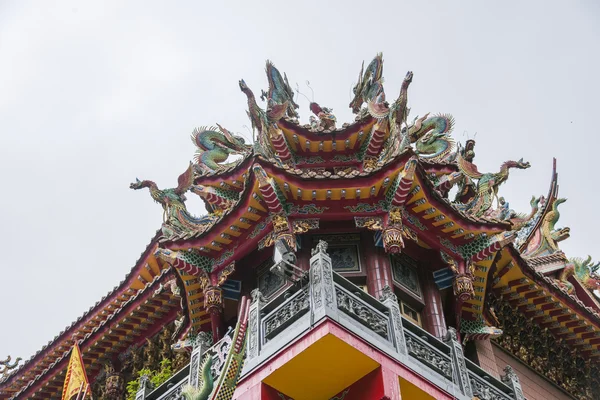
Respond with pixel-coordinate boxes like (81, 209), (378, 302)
(61, 343), (90, 400)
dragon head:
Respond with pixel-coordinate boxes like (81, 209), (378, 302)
(239, 79), (250, 93)
(554, 198), (567, 207)
(309, 102), (323, 116)
(130, 178), (148, 190)
(516, 158), (531, 169)
(570, 256), (600, 290)
(402, 71), (414, 87)
(420, 130), (447, 145)
(463, 139), (476, 162)
(154, 248), (178, 264)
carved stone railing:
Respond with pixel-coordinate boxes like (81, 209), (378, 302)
(139, 241), (524, 400)
(262, 287), (310, 341)
(242, 241), (524, 400)
(139, 330), (232, 400)
(403, 327), (453, 380)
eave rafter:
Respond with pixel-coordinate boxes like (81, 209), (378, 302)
(490, 246), (600, 356)
(8, 269), (182, 400)
(278, 117), (374, 156)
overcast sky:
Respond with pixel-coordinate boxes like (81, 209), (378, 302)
(1, 1), (599, 364)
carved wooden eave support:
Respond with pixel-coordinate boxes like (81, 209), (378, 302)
(382, 157), (418, 253)
(253, 163), (296, 250)
(154, 247), (236, 342)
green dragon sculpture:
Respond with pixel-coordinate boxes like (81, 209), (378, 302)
(182, 356), (213, 400)
(456, 154), (531, 218)
(349, 53), (384, 113)
(181, 296), (250, 400)
(261, 60), (299, 119)
(508, 196), (541, 230)
(406, 113), (454, 143)
(414, 130), (456, 162)
(524, 198), (570, 257)
(461, 315), (503, 342)
(403, 113), (456, 162)
(556, 256), (600, 294)
(191, 124), (250, 173)
(130, 164), (219, 238)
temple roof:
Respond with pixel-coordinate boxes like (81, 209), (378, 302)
(0, 233), (197, 400)
(5, 54), (600, 397)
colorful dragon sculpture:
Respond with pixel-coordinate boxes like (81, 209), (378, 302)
(261, 60), (299, 119)
(0, 356), (21, 379)
(349, 53), (384, 113)
(371, 71), (413, 164)
(191, 124), (250, 173)
(523, 198), (571, 257)
(181, 296), (250, 400)
(508, 196), (542, 229)
(555, 256), (600, 294)
(388, 71), (413, 137)
(461, 315), (503, 342)
(368, 70), (412, 123)
(239, 79), (284, 162)
(130, 164), (219, 238)
(406, 114), (456, 162)
(456, 154), (531, 218)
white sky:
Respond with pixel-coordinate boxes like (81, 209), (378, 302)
(1, 1), (599, 364)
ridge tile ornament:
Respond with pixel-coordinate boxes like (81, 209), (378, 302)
(0, 356), (21, 380)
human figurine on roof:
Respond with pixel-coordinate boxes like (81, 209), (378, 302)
(309, 102), (336, 130)
(496, 197), (515, 220)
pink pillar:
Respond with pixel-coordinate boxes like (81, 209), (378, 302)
(422, 272), (447, 338)
(364, 233), (393, 298)
(381, 366), (402, 399)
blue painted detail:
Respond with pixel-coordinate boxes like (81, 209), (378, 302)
(433, 268), (454, 290)
(374, 231), (383, 248)
(223, 279), (242, 300)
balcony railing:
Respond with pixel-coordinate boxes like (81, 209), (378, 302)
(136, 241), (525, 400)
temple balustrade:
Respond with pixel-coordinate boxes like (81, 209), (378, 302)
(136, 241), (521, 400)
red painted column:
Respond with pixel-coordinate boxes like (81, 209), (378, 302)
(296, 236), (310, 272)
(364, 233), (393, 298)
(205, 286), (226, 342)
(422, 272), (447, 339)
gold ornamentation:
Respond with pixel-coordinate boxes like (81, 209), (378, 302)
(292, 218), (319, 234)
(258, 232), (274, 249)
(383, 226), (404, 253)
(441, 252), (459, 274)
(272, 214), (289, 234)
(453, 274), (474, 301)
(217, 262), (235, 286)
(401, 225), (418, 242)
(389, 207), (403, 225)
(204, 286), (223, 313)
(354, 216), (384, 230)
(363, 157), (378, 170)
